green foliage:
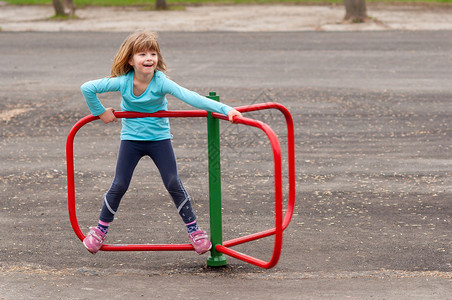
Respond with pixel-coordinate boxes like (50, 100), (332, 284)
(3, 0), (452, 6)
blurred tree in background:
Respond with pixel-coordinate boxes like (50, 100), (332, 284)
(344, 0), (368, 22)
(155, 0), (167, 9)
(52, 0), (76, 16)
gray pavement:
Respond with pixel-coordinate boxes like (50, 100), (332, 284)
(0, 31), (451, 299)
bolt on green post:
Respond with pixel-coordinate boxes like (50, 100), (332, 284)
(206, 92), (227, 267)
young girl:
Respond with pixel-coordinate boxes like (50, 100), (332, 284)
(80, 30), (242, 255)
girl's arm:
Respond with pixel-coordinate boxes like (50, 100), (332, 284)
(80, 77), (121, 117)
(162, 77), (242, 121)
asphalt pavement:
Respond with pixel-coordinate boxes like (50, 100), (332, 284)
(0, 31), (451, 299)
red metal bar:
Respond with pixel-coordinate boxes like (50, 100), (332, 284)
(212, 102), (296, 250)
(212, 102), (296, 268)
(234, 102), (296, 231)
(66, 111), (208, 251)
(66, 105), (295, 268)
(211, 114), (284, 269)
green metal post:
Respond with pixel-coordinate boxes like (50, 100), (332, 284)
(206, 92), (227, 267)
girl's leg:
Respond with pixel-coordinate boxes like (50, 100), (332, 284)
(84, 140), (143, 254)
(149, 139), (211, 254)
(148, 139), (197, 225)
(100, 140), (143, 223)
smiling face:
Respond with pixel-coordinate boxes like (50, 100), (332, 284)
(128, 49), (159, 76)
(111, 31), (167, 78)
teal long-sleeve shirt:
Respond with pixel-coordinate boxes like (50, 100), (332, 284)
(81, 70), (233, 141)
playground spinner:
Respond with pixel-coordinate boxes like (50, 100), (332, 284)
(66, 92), (295, 269)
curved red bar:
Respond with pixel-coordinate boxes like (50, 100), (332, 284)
(66, 105), (295, 268)
(234, 102), (296, 232)
(66, 111), (210, 251)
(213, 116), (283, 269)
(211, 103), (296, 268)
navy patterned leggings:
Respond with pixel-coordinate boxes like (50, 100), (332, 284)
(99, 139), (196, 224)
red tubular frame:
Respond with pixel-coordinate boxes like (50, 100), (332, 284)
(66, 103), (295, 268)
(213, 103), (296, 268)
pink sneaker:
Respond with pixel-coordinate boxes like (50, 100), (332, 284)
(188, 230), (212, 255)
(83, 227), (106, 254)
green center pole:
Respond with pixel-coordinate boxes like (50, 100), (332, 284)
(206, 92), (227, 267)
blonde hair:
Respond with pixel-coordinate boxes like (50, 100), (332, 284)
(110, 30), (167, 77)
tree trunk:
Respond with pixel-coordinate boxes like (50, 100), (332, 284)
(63, 0), (76, 17)
(344, 0), (367, 23)
(52, 0), (67, 16)
(155, 0), (167, 10)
